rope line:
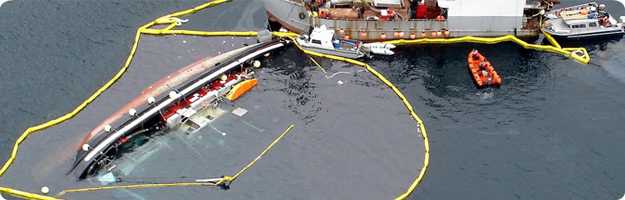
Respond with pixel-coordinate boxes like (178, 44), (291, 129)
(0, 0), (590, 199)
(216, 124), (295, 186)
(56, 182), (217, 197)
(307, 55), (327, 73)
(55, 124), (295, 197)
(281, 33), (430, 200)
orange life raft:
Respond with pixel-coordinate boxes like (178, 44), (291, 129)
(467, 50), (502, 88)
(226, 79), (257, 101)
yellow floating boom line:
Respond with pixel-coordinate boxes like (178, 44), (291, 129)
(278, 32), (430, 200)
(56, 182), (217, 197)
(0, 0), (591, 199)
(0, 187), (59, 200)
(55, 124), (295, 197)
(383, 33), (590, 64)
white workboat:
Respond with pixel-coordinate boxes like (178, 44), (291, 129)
(543, 2), (625, 40)
(295, 25), (368, 59)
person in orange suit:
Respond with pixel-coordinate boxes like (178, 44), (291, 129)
(479, 62), (493, 85)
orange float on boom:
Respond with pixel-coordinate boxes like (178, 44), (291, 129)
(467, 50), (502, 88)
(226, 79), (257, 101)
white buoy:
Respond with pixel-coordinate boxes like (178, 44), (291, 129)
(147, 96), (156, 104)
(220, 74), (228, 84)
(253, 60), (261, 68)
(40, 186), (49, 194)
(264, 52), (270, 57)
(337, 80), (344, 85)
(128, 108), (137, 116)
(82, 144), (90, 151)
(169, 91), (179, 99)
(104, 124), (112, 132)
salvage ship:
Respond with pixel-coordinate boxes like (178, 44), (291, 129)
(264, 0), (560, 41)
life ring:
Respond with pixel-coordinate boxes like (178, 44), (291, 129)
(299, 12), (306, 20)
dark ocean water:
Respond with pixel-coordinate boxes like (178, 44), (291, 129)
(1, 0), (625, 199)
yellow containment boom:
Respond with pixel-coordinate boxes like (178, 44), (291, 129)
(226, 79), (257, 101)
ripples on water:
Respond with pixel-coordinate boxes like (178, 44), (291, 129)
(2, 0), (625, 199)
(374, 44), (554, 126)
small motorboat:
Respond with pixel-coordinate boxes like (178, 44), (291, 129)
(467, 49), (502, 88)
(543, 2), (624, 40)
(295, 25), (367, 59)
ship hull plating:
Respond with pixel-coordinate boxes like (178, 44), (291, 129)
(263, 0), (542, 42)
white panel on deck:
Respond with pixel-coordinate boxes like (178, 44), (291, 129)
(372, 0), (403, 8)
(441, 0), (525, 32)
(441, 0), (524, 17)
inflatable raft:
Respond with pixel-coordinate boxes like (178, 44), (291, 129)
(226, 79), (257, 101)
(467, 50), (502, 88)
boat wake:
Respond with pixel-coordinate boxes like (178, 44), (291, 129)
(476, 89), (496, 104)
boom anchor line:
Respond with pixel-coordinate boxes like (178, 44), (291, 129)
(0, 0), (591, 200)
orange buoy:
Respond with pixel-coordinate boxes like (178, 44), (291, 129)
(410, 33), (416, 39)
(226, 79), (258, 101)
(467, 50), (502, 88)
(380, 33), (387, 40)
(360, 31), (367, 37)
(344, 35), (350, 40)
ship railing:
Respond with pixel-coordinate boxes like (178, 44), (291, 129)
(316, 18), (448, 32)
(313, 17), (540, 39)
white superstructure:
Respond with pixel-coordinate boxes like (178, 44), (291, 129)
(438, 0), (526, 34)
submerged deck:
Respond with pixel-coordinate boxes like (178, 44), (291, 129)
(0, 35), (257, 195)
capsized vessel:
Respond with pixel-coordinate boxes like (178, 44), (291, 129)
(70, 40), (287, 179)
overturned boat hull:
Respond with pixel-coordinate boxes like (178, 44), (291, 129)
(71, 39), (288, 178)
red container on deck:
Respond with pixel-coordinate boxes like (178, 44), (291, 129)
(416, 4), (427, 19)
